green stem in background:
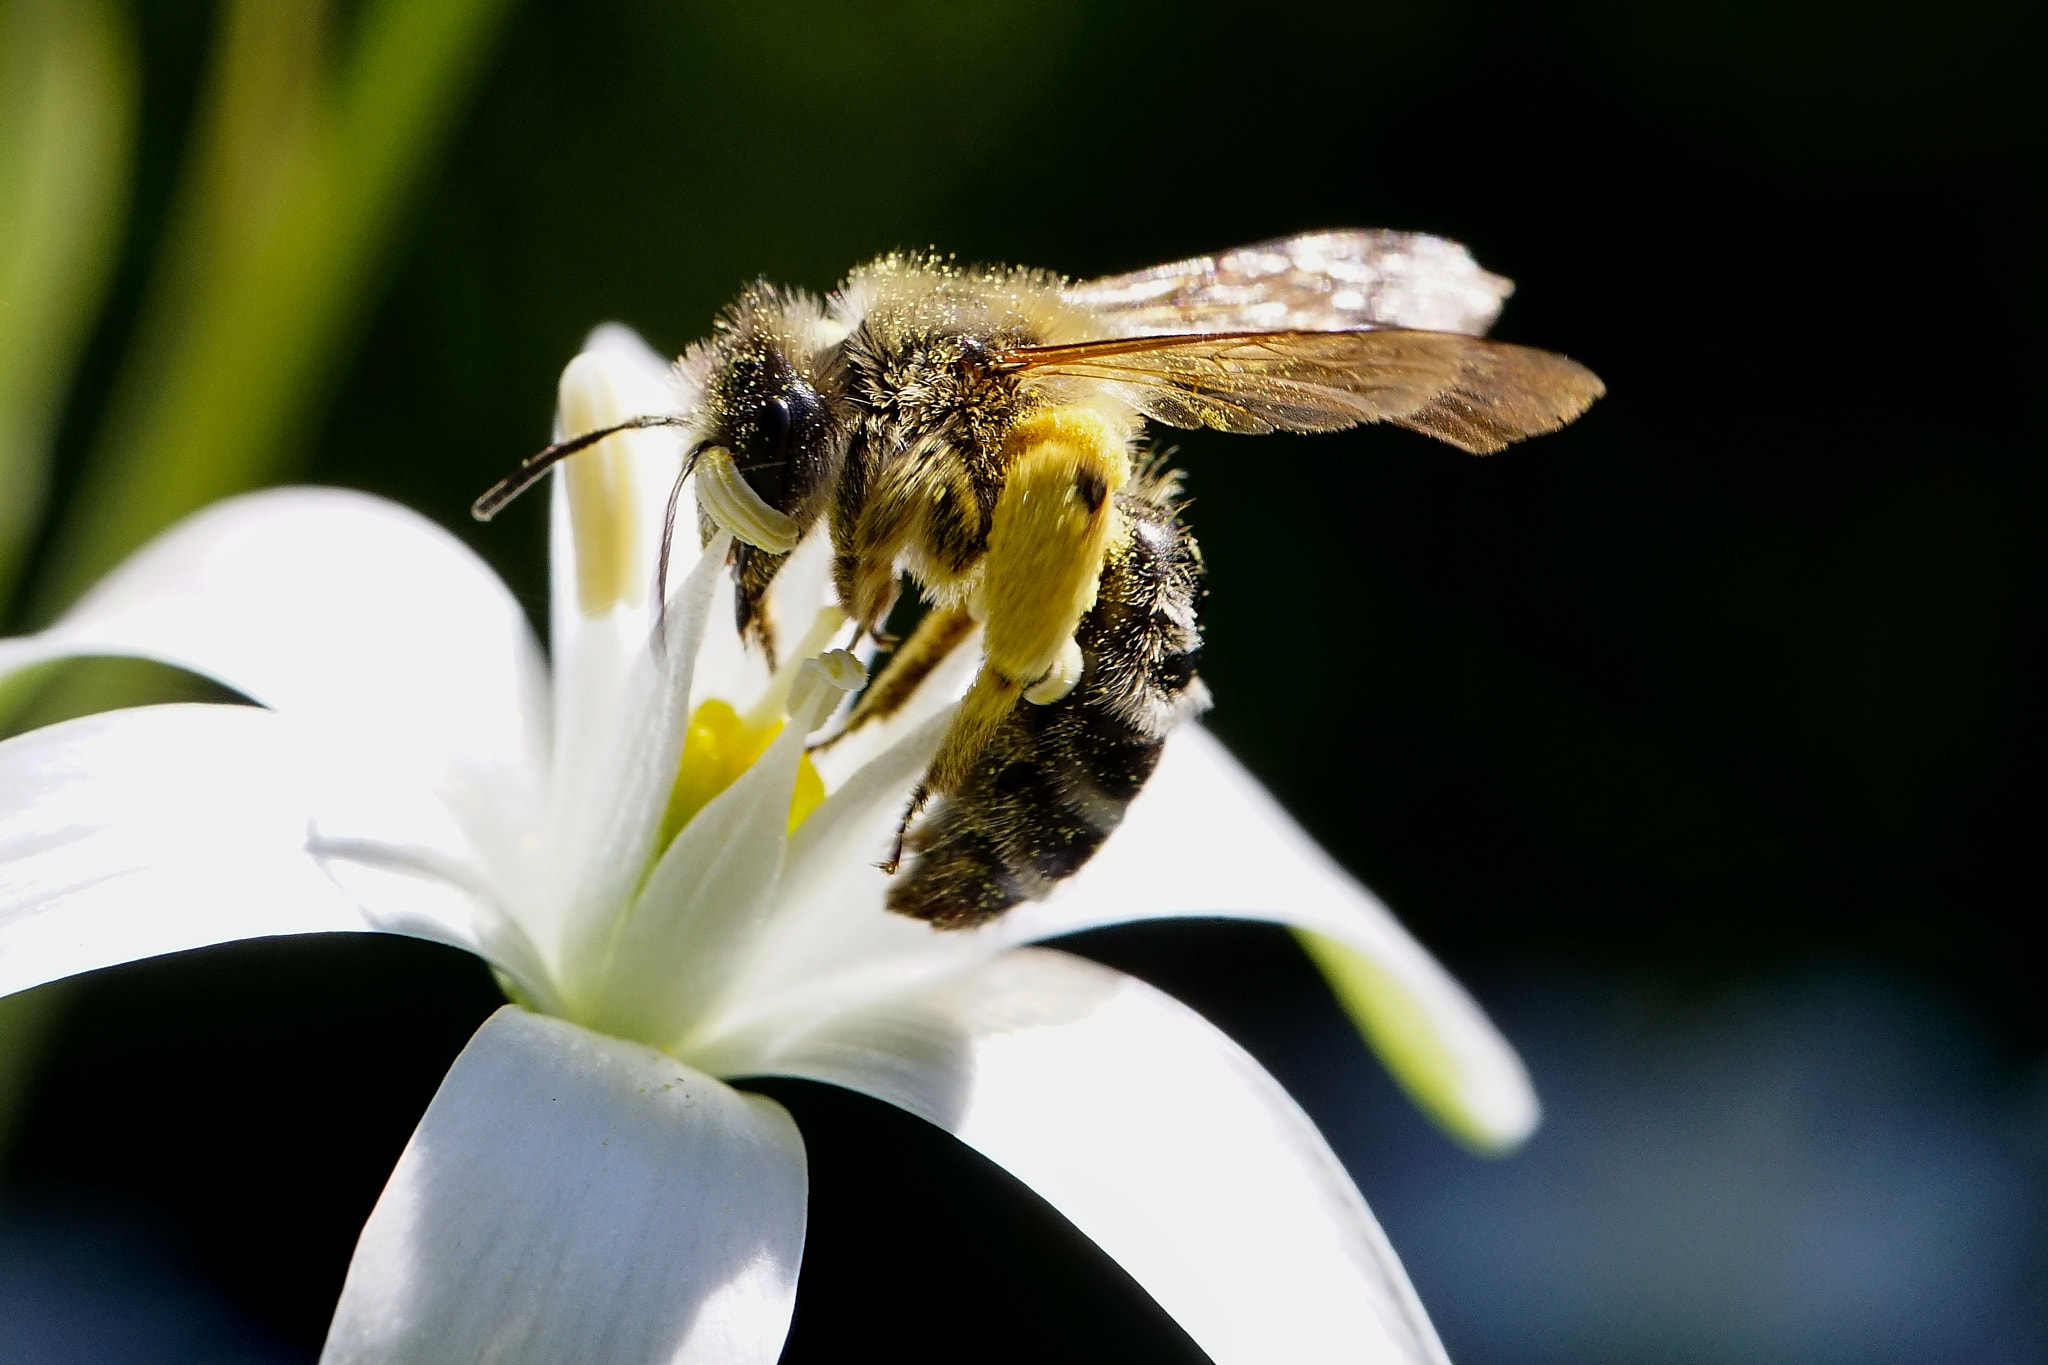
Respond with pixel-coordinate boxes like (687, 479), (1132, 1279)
(0, 0), (136, 616)
(2, 0), (513, 1168)
(24, 0), (515, 624)
(0, 0), (134, 1178)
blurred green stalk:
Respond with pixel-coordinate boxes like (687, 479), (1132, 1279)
(25, 0), (514, 623)
(0, 0), (136, 1174)
(0, 0), (135, 616)
(3, 0), (513, 1167)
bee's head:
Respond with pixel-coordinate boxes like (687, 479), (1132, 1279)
(693, 284), (844, 521)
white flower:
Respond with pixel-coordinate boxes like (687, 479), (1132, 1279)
(0, 326), (1537, 1365)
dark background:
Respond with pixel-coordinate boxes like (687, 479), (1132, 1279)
(4, 1), (2043, 1362)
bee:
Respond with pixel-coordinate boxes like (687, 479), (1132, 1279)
(871, 466), (1209, 927)
(474, 231), (1604, 928)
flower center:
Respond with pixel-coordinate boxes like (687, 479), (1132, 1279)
(659, 699), (824, 849)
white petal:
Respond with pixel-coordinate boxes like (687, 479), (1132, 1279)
(0, 488), (551, 888)
(573, 721), (801, 1046)
(739, 948), (1447, 1365)
(322, 1006), (806, 1365)
(686, 567), (773, 719)
(761, 525), (837, 657)
(0, 704), (484, 997)
(689, 523), (839, 724)
(717, 718), (1535, 1151)
(543, 528), (728, 973)
(688, 708), (1000, 1066)
(996, 724), (1540, 1152)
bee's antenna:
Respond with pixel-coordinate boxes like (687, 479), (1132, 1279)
(649, 447), (701, 656)
(470, 414), (692, 522)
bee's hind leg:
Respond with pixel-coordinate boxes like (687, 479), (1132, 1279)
(884, 406), (1134, 896)
(882, 782), (932, 874)
(922, 406), (1131, 795)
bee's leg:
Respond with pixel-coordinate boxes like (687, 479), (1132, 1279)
(923, 666), (1028, 805)
(839, 443), (990, 637)
(730, 542), (787, 670)
(813, 603), (977, 750)
(838, 462), (923, 637)
(922, 406), (1132, 798)
(887, 485), (1208, 930)
(881, 782), (932, 874)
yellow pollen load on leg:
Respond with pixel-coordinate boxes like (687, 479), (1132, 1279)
(979, 406), (1130, 685)
(925, 405), (1131, 795)
(658, 699), (824, 850)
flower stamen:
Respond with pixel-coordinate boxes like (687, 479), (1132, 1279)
(743, 605), (849, 730)
(556, 352), (648, 616)
(659, 701), (815, 848)
(656, 648), (865, 851)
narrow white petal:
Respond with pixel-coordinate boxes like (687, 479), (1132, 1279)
(690, 524), (842, 725)
(686, 567), (773, 721)
(688, 708), (1000, 1067)
(575, 722), (801, 1045)
(0, 488), (551, 890)
(999, 724), (1539, 1152)
(322, 1006), (806, 1365)
(761, 526), (837, 658)
(545, 530), (729, 973)
(542, 328), (698, 919)
(0, 705), (489, 997)
(741, 948), (1446, 1365)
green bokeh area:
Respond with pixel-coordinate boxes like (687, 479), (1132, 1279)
(4, 0), (2043, 1360)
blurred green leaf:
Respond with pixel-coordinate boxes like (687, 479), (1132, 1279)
(3, 0), (513, 1161)
(0, 0), (135, 1173)
(26, 0), (514, 622)
(0, 0), (135, 614)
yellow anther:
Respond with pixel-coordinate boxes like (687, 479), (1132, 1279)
(557, 351), (648, 616)
(658, 699), (824, 850)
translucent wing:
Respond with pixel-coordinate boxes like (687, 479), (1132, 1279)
(999, 330), (1604, 454)
(1062, 231), (1515, 339)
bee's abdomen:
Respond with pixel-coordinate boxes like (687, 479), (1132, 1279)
(888, 487), (1209, 929)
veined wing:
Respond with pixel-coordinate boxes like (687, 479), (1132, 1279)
(1062, 231), (1515, 340)
(998, 329), (1604, 454)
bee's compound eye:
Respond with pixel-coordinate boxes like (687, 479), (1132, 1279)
(759, 396), (793, 456)
(734, 396), (795, 506)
